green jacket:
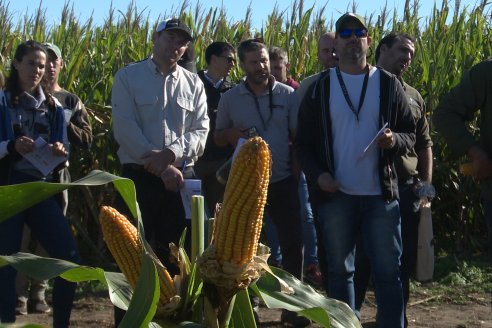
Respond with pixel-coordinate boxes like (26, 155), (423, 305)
(433, 59), (492, 199)
(395, 81), (432, 183)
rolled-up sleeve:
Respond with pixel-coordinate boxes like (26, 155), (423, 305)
(433, 61), (490, 157)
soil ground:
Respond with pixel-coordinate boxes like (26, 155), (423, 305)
(14, 289), (492, 327)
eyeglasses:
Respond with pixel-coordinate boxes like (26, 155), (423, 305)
(219, 56), (236, 64)
(338, 28), (368, 39)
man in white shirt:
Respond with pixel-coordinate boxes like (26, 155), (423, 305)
(111, 18), (209, 271)
(296, 13), (416, 328)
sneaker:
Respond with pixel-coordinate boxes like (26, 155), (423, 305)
(16, 299), (28, 315)
(281, 309), (310, 327)
(32, 299), (51, 314)
(304, 263), (323, 287)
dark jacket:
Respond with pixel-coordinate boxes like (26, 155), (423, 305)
(433, 59), (492, 200)
(197, 70), (235, 161)
(295, 68), (416, 202)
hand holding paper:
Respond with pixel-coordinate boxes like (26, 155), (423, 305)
(376, 125), (394, 149)
(361, 122), (388, 157)
(22, 137), (68, 176)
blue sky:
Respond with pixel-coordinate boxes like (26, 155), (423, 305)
(9, 0), (482, 29)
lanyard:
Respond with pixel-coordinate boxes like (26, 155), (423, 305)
(245, 79), (273, 131)
(335, 65), (369, 121)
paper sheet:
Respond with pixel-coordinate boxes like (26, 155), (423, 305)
(23, 137), (67, 176)
(180, 179), (202, 219)
(360, 122), (388, 158)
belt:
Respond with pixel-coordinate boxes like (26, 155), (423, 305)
(122, 163), (194, 173)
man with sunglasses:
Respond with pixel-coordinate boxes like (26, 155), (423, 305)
(354, 33), (433, 327)
(295, 13), (416, 328)
(215, 39), (309, 327)
(195, 41), (236, 217)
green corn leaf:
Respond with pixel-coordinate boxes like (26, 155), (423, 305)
(252, 266), (362, 328)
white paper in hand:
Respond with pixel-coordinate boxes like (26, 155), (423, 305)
(23, 137), (67, 176)
(359, 122), (388, 160)
(180, 179), (202, 219)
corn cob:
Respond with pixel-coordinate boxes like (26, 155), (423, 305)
(99, 206), (176, 306)
(214, 137), (271, 265)
(459, 163), (473, 176)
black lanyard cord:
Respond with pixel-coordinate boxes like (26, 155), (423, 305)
(335, 65), (370, 121)
(246, 79), (274, 131)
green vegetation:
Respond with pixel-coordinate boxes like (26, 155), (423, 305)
(411, 255), (492, 305)
(0, 0), (491, 265)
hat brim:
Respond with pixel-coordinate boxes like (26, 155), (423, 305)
(162, 27), (193, 42)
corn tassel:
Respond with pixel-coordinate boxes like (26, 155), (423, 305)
(214, 136), (271, 265)
(99, 206), (176, 306)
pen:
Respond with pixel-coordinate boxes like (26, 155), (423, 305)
(181, 159), (187, 172)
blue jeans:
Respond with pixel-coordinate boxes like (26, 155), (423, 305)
(298, 172), (318, 266)
(0, 172), (80, 327)
(482, 198), (492, 263)
(265, 215), (282, 265)
(354, 183), (419, 324)
(318, 192), (404, 328)
(265, 172), (318, 267)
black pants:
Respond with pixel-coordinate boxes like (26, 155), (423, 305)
(113, 164), (194, 325)
(266, 176), (304, 279)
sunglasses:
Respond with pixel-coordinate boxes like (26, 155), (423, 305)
(339, 28), (368, 39)
(219, 55), (236, 64)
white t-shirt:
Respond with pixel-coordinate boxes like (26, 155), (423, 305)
(329, 66), (382, 195)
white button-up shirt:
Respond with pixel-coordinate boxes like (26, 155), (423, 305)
(111, 57), (209, 168)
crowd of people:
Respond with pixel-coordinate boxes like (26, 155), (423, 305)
(0, 11), (490, 328)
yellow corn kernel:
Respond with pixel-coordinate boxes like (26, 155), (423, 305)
(99, 206), (176, 305)
(214, 137), (271, 265)
(459, 163), (473, 176)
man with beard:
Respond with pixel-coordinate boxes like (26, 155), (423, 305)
(295, 13), (416, 328)
(214, 39), (309, 327)
(354, 33), (433, 328)
(195, 41), (236, 217)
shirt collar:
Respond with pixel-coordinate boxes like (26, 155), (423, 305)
(203, 70), (224, 89)
(239, 75), (280, 96)
(19, 85), (46, 110)
(147, 56), (180, 79)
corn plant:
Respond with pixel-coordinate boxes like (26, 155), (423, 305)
(0, 0), (490, 272)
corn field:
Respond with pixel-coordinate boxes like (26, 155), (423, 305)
(0, 0), (491, 264)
